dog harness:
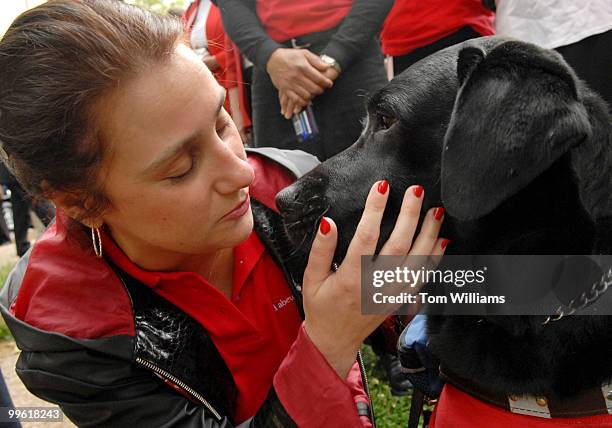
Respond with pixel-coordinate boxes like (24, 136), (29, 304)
(441, 367), (612, 419)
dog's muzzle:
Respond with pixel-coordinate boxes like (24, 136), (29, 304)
(276, 175), (330, 251)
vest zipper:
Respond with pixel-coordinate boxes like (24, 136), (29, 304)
(136, 357), (223, 421)
(357, 350), (377, 427)
(111, 269), (224, 422)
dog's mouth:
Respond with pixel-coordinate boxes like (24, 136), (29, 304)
(277, 176), (331, 258)
(277, 172), (412, 269)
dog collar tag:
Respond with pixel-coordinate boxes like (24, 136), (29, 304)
(508, 395), (552, 418)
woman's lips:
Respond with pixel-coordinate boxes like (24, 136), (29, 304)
(222, 195), (250, 220)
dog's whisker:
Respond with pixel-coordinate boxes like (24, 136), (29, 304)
(291, 231), (310, 256)
(284, 219), (303, 229)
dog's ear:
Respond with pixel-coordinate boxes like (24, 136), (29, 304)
(441, 40), (592, 221)
(457, 46), (485, 86)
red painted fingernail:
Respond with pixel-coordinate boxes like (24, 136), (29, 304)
(441, 239), (450, 250)
(319, 217), (331, 235)
(434, 207), (445, 221)
(413, 185), (423, 198)
(377, 180), (389, 195)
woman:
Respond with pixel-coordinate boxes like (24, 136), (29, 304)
(0, 1), (446, 426)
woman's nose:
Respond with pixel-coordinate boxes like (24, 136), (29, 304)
(213, 144), (255, 194)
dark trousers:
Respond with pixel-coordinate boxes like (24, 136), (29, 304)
(251, 37), (388, 161)
(556, 29), (612, 110)
(393, 26), (483, 76)
(0, 202), (10, 244)
(7, 182), (55, 256)
(0, 369), (21, 428)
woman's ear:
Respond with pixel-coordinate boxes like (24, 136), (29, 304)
(48, 190), (103, 228)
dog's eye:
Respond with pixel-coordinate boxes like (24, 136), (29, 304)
(377, 113), (397, 130)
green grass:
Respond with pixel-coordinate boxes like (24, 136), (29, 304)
(361, 344), (415, 427)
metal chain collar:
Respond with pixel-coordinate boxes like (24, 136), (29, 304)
(542, 267), (612, 325)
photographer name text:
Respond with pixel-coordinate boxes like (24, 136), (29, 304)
(372, 292), (506, 304)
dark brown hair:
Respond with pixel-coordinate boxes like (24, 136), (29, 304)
(0, 0), (184, 221)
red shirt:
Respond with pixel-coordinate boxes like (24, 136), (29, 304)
(103, 230), (373, 426)
(256, 0), (352, 42)
(381, 0), (495, 57)
(102, 229), (302, 423)
(99, 154), (303, 423)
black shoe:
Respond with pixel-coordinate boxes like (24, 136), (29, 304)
(381, 353), (413, 396)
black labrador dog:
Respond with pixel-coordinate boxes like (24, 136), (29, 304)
(276, 37), (612, 405)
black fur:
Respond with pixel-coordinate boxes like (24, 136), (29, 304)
(276, 37), (612, 399)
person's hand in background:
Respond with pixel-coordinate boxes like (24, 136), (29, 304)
(278, 65), (341, 119)
(322, 66), (340, 83)
(266, 48), (334, 118)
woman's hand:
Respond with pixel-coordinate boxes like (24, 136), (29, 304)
(302, 181), (447, 378)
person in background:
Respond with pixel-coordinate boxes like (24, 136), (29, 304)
(0, 370), (21, 428)
(0, 188), (11, 246)
(216, 0), (393, 161)
(183, 0), (251, 143)
(0, 162), (54, 257)
(382, 0), (495, 76)
(494, 0), (612, 109)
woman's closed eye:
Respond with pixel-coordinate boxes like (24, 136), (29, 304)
(166, 110), (233, 181)
(216, 109), (233, 138)
(167, 152), (198, 182)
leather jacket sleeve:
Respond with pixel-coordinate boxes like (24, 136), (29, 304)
(15, 347), (296, 428)
(273, 325), (373, 427)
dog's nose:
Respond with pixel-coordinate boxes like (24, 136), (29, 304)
(276, 185), (299, 215)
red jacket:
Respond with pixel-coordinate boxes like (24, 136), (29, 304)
(183, 1), (251, 127)
(183, 2), (230, 84)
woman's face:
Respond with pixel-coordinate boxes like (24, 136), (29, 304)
(95, 44), (254, 269)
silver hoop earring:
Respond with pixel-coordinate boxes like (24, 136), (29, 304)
(91, 227), (103, 258)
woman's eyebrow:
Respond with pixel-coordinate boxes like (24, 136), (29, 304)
(142, 88), (227, 176)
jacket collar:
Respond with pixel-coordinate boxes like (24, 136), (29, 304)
(100, 220), (265, 300)
(10, 211), (135, 339)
